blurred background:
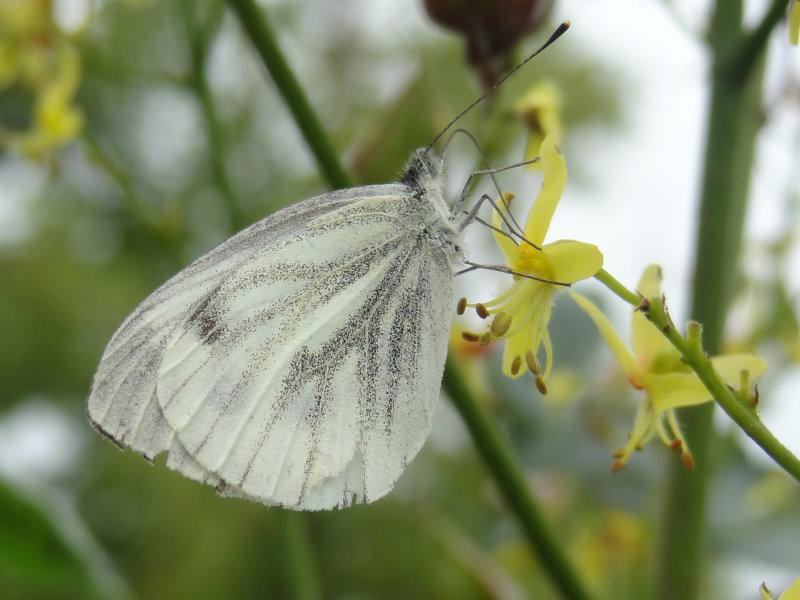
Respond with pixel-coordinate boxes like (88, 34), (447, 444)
(1, 0), (799, 598)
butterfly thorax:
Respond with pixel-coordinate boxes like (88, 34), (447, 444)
(400, 147), (463, 263)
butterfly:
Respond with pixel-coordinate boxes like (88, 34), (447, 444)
(86, 23), (569, 511)
(86, 148), (475, 510)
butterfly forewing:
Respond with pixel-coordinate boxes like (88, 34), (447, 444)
(87, 185), (392, 459)
(87, 184), (454, 510)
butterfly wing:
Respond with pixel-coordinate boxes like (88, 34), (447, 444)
(87, 185), (392, 459)
(87, 185), (454, 510)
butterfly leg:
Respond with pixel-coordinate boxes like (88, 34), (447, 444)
(456, 260), (569, 286)
(457, 194), (541, 250)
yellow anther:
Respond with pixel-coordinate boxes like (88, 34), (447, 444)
(524, 350), (541, 375)
(490, 313), (512, 337)
(475, 303), (490, 319)
(681, 452), (695, 471)
(510, 355), (522, 376)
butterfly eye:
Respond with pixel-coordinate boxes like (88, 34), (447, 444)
(424, 157), (435, 175)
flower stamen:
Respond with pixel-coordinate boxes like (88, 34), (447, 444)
(525, 350), (541, 375)
(475, 303), (490, 319)
(490, 313), (512, 337)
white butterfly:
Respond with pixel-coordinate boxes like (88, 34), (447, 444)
(87, 148), (475, 510)
(87, 22), (570, 511)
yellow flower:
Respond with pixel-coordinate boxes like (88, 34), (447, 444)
(571, 265), (766, 470)
(0, 0), (55, 88)
(15, 45), (84, 158)
(761, 578), (800, 600)
(790, 0), (800, 45)
(515, 81), (562, 167)
(459, 134), (603, 392)
(0, 0), (84, 158)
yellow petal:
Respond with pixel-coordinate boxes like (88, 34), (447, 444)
(515, 82), (561, 171)
(523, 132), (544, 171)
(570, 292), (643, 384)
(632, 265), (670, 365)
(514, 81), (561, 118)
(543, 240), (603, 283)
(492, 192), (518, 264)
(643, 372), (712, 412)
(636, 264), (663, 298)
(790, 0), (800, 45)
(779, 577), (800, 600)
(763, 578), (800, 600)
(710, 354), (767, 386)
(632, 313), (673, 369)
(502, 323), (533, 379)
(524, 135), (566, 246)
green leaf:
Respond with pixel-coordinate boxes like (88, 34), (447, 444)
(0, 478), (90, 597)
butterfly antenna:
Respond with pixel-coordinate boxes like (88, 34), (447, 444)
(428, 21), (570, 149)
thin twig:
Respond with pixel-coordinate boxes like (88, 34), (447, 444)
(443, 359), (594, 600)
(226, 0), (350, 189)
(181, 0), (245, 230)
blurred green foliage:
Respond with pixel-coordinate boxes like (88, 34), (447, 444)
(0, 478), (90, 598)
(1, 1), (799, 599)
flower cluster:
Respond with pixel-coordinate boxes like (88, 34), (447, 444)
(571, 266), (765, 470)
(0, 0), (84, 158)
(457, 80), (769, 472)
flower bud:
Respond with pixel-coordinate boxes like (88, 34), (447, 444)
(422, 0), (554, 89)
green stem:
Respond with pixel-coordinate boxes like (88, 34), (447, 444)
(443, 359), (594, 600)
(181, 0), (245, 231)
(277, 511), (321, 600)
(594, 269), (800, 483)
(593, 269), (639, 306)
(227, 2), (593, 597)
(655, 0), (781, 595)
(730, 0), (791, 79)
(226, 0), (351, 189)
(82, 131), (181, 252)
(82, 131), (147, 225)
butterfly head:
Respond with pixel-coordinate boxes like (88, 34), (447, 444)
(400, 147), (443, 192)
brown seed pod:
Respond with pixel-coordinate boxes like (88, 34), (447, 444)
(422, 0), (554, 89)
